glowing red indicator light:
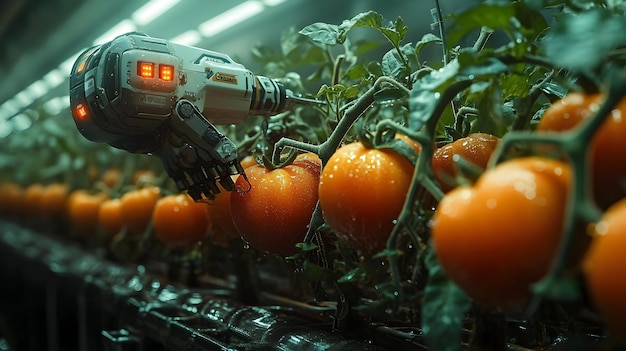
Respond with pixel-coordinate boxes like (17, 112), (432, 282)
(138, 62), (155, 78)
(75, 103), (88, 120)
(159, 64), (174, 81)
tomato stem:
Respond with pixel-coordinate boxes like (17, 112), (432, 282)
(265, 147), (298, 170)
(332, 54), (345, 86)
(383, 79), (473, 292)
(511, 70), (557, 131)
(472, 27), (493, 53)
(272, 76), (405, 167)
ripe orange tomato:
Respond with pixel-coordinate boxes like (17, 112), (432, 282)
(431, 157), (571, 310)
(537, 92), (626, 209)
(22, 183), (45, 217)
(152, 193), (211, 247)
(67, 189), (109, 235)
(394, 133), (423, 154)
(100, 168), (122, 188)
(98, 198), (124, 238)
(318, 142), (414, 253)
(583, 198), (626, 342)
(120, 186), (161, 236)
(132, 170), (157, 186)
(230, 156), (321, 255)
(40, 183), (69, 219)
(239, 155), (258, 169)
(432, 133), (500, 193)
(0, 182), (23, 217)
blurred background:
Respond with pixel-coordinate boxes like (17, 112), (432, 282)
(0, 0), (474, 138)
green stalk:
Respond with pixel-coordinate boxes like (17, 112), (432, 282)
(382, 79), (473, 292)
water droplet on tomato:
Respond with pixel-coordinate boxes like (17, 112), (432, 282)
(612, 109), (623, 122)
(594, 221), (609, 235)
(524, 190), (536, 200)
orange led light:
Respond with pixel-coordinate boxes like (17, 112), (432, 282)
(138, 62), (155, 78)
(159, 64), (174, 81)
(75, 103), (88, 120)
(77, 60), (87, 73)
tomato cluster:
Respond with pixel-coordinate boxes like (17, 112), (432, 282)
(537, 92), (626, 209)
(0, 169), (216, 249)
(425, 92), (626, 340)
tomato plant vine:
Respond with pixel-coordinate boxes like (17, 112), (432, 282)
(233, 1), (626, 349)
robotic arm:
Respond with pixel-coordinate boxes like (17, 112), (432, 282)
(69, 32), (316, 201)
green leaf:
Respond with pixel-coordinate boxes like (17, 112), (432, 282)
(295, 242), (319, 252)
(408, 59), (460, 131)
(456, 50), (509, 78)
(472, 78), (506, 136)
(339, 10), (383, 33)
(316, 84), (330, 98)
(344, 64), (369, 80)
(343, 84), (361, 99)
(422, 243), (471, 351)
(280, 26), (305, 57)
(333, 11), (384, 45)
(299, 22), (340, 45)
(367, 61), (383, 77)
(337, 265), (369, 283)
(379, 17), (408, 48)
(447, 3), (516, 48)
(302, 260), (335, 281)
(371, 248), (401, 259)
(376, 137), (418, 166)
(381, 49), (405, 79)
(447, 1), (547, 57)
(382, 42), (415, 81)
(350, 38), (384, 57)
(415, 33), (442, 58)
(540, 8), (626, 71)
(501, 72), (530, 100)
(540, 82), (568, 99)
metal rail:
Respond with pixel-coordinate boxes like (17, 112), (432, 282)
(0, 220), (382, 351)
